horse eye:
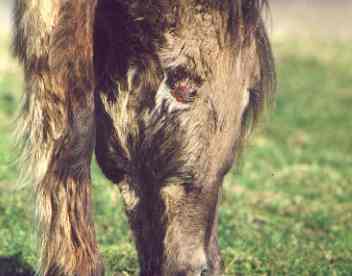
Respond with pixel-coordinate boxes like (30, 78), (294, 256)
(171, 84), (197, 103)
(200, 265), (209, 276)
(165, 67), (201, 104)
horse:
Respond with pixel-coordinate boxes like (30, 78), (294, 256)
(13, 0), (275, 275)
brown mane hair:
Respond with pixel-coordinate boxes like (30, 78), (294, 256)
(227, 0), (276, 156)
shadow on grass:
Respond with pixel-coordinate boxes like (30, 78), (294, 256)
(0, 255), (35, 276)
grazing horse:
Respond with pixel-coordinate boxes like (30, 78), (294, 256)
(13, 0), (275, 275)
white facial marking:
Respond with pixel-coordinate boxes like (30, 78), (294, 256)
(127, 66), (138, 91)
(240, 89), (250, 115)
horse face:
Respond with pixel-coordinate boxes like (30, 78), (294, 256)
(94, 2), (273, 275)
(104, 55), (251, 275)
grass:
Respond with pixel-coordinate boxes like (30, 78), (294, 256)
(0, 28), (351, 275)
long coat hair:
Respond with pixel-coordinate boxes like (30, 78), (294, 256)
(13, 1), (275, 275)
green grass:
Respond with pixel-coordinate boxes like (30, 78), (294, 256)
(0, 32), (351, 275)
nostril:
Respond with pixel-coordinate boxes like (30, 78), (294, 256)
(200, 265), (209, 276)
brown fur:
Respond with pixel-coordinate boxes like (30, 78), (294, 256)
(13, 0), (275, 275)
